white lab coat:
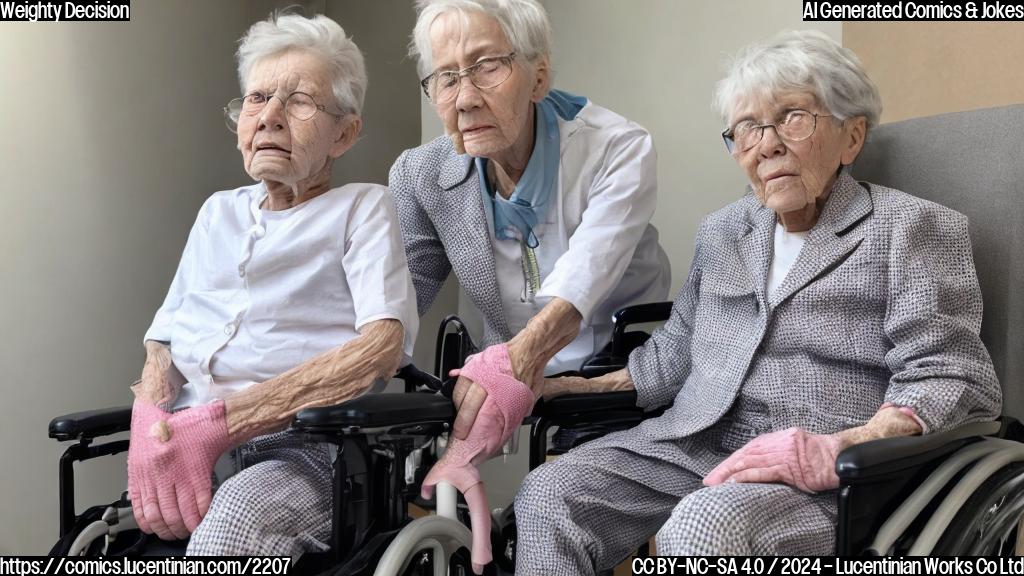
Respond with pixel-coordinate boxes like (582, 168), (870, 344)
(490, 102), (671, 373)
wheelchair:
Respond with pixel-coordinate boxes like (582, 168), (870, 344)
(47, 103), (1024, 567)
(45, 302), (668, 574)
(47, 306), (1024, 571)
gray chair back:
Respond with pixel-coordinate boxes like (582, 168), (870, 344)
(851, 105), (1024, 421)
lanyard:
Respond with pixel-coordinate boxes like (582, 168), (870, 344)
(520, 240), (541, 303)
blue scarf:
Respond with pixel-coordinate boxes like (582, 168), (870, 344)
(476, 89), (587, 248)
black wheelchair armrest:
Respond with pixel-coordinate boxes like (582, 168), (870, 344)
(49, 405), (132, 442)
(835, 419), (1007, 555)
(836, 420), (1001, 482)
(292, 393), (454, 433)
(611, 301), (674, 328)
(533, 391), (639, 417)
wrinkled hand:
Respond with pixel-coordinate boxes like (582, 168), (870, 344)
(451, 343), (539, 440)
(450, 371), (487, 441)
(127, 399), (232, 540)
(539, 375), (591, 401)
(703, 427), (843, 494)
(422, 345), (536, 574)
(540, 371), (635, 401)
(132, 342), (185, 410)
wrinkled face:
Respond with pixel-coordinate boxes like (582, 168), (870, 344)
(237, 49), (354, 185)
(729, 91), (864, 216)
(427, 10), (546, 156)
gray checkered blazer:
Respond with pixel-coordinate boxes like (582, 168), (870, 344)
(629, 171), (1002, 439)
(389, 136), (510, 345)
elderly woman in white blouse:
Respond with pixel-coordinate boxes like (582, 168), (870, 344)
(126, 13), (418, 557)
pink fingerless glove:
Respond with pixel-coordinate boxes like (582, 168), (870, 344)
(703, 427), (842, 493)
(421, 344), (536, 574)
(127, 399), (232, 540)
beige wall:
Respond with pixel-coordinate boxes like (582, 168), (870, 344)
(845, 22), (1024, 123)
(0, 1), (251, 553)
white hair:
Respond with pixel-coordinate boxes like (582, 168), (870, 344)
(237, 12), (367, 116)
(409, 0), (552, 78)
(714, 30), (882, 131)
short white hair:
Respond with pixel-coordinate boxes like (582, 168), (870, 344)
(714, 30), (882, 131)
(237, 12), (367, 116)
(409, 0), (552, 78)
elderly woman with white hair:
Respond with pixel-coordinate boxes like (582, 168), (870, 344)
(514, 30), (1001, 570)
(388, 0), (669, 563)
(126, 12), (418, 556)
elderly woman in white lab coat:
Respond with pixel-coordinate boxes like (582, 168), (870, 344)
(390, 0), (669, 438)
(388, 1), (669, 569)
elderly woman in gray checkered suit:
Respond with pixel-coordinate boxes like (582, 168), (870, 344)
(514, 30), (1002, 571)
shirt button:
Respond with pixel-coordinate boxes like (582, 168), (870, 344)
(224, 323), (235, 336)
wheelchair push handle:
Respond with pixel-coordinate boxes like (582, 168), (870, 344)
(395, 363), (460, 399)
(610, 301), (673, 356)
(435, 314), (479, 378)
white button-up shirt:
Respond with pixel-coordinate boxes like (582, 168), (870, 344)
(145, 182), (418, 409)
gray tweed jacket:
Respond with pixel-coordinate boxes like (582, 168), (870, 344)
(629, 171), (1002, 441)
(389, 136), (513, 346)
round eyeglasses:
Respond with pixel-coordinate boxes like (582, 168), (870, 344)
(722, 109), (833, 154)
(223, 91), (342, 133)
(420, 52), (517, 104)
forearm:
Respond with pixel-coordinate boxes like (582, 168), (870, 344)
(132, 341), (185, 409)
(542, 368), (634, 400)
(832, 406), (923, 451)
(507, 298), (582, 391)
(223, 319), (405, 444)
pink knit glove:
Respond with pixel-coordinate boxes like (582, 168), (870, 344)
(703, 427), (842, 493)
(421, 344), (536, 574)
(127, 399), (232, 540)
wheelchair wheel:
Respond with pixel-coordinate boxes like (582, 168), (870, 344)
(933, 462), (1024, 555)
(399, 546), (473, 576)
(374, 516), (474, 576)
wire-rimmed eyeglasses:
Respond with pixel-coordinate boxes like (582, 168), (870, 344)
(722, 109), (833, 154)
(420, 52), (517, 103)
(223, 91), (342, 133)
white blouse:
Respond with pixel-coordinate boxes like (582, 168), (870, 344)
(145, 182), (419, 409)
(767, 222), (809, 296)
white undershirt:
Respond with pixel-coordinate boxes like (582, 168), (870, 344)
(767, 222), (809, 296)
